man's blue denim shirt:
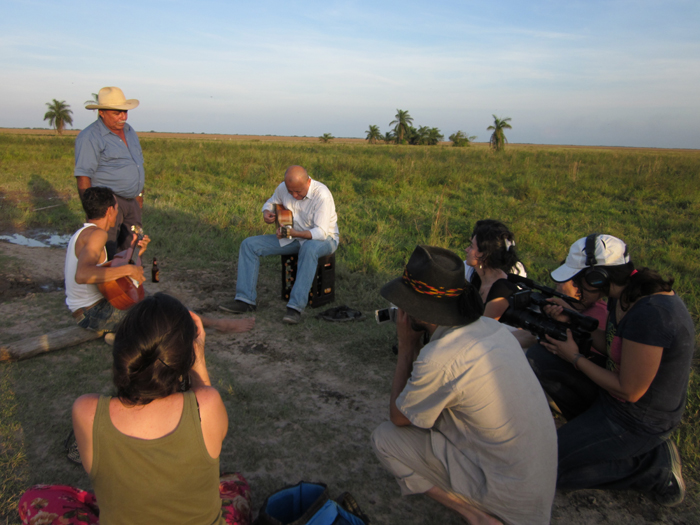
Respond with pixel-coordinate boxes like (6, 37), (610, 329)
(74, 117), (145, 198)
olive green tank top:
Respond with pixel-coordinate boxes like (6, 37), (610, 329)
(90, 391), (224, 525)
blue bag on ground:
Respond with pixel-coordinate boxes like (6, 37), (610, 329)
(254, 481), (369, 525)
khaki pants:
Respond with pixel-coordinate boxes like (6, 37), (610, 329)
(371, 421), (482, 506)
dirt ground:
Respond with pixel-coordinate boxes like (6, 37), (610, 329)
(1, 240), (698, 524)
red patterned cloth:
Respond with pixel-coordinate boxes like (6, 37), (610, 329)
(18, 473), (251, 525)
(219, 473), (252, 525)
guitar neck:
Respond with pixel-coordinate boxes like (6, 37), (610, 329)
(127, 235), (144, 265)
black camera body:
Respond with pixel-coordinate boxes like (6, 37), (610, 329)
(500, 276), (599, 355)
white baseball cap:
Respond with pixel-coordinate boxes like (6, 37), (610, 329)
(550, 234), (630, 283)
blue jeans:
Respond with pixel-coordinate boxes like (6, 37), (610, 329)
(75, 299), (129, 332)
(234, 235), (337, 312)
(527, 344), (674, 493)
(557, 399), (672, 492)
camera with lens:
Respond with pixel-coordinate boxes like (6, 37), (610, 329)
(500, 275), (599, 355)
(375, 307), (398, 324)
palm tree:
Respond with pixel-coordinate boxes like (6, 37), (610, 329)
(365, 125), (381, 144)
(449, 130), (477, 147)
(43, 99), (73, 135)
(389, 109), (413, 143)
(319, 133), (334, 143)
(84, 93), (99, 113)
(487, 115), (512, 151)
(426, 127), (444, 146)
(404, 126), (427, 146)
(383, 131), (395, 144)
(415, 125), (430, 145)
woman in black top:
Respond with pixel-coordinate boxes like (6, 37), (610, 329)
(464, 219), (522, 319)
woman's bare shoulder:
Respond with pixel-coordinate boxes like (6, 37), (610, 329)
(73, 393), (100, 413)
(192, 386), (224, 406)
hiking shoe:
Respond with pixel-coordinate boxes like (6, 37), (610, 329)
(654, 440), (685, 507)
(64, 430), (82, 465)
(282, 308), (302, 324)
(219, 300), (256, 314)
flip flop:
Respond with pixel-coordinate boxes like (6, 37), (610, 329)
(317, 305), (365, 322)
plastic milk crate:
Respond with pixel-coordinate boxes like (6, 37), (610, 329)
(281, 253), (336, 308)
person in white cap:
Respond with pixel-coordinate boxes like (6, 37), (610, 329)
(75, 87), (145, 258)
(528, 233), (695, 507)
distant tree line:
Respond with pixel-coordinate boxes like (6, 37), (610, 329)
(365, 110), (513, 150)
(41, 97), (511, 150)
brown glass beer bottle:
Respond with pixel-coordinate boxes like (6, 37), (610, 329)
(152, 257), (160, 283)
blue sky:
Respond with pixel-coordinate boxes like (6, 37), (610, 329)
(1, 0), (698, 147)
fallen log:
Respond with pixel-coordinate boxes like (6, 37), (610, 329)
(0, 326), (104, 361)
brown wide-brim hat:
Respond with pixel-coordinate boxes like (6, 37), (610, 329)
(85, 86), (139, 110)
(380, 245), (481, 326)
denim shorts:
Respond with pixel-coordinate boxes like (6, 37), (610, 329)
(75, 300), (129, 332)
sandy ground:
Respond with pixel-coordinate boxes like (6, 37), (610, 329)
(1, 241), (698, 524)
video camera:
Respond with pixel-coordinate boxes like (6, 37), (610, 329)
(500, 275), (599, 355)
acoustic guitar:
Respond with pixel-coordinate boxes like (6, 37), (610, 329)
(97, 225), (146, 310)
(274, 204), (293, 239)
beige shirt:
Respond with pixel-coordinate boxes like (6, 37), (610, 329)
(398, 318), (557, 525)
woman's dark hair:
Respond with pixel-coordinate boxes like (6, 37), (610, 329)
(112, 293), (197, 405)
(620, 267), (674, 310)
(471, 219), (520, 272)
(573, 263), (674, 310)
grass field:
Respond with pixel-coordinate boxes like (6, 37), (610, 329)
(1, 132), (699, 523)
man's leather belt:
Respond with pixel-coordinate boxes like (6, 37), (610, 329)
(71, 300), (103, 319)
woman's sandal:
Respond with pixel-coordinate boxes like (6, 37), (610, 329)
(317, 305), (365, 322)
(64, 430), (82, 465)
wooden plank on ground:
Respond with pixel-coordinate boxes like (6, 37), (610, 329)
(0, 326), (104, 361)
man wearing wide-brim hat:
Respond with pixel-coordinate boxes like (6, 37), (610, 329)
(75, 87), (145, 258)
(371, 245), (557, 525)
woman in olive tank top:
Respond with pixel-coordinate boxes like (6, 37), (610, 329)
(18, 294), (251, 525)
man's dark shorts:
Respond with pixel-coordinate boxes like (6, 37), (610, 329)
(74, 299), (128, 332)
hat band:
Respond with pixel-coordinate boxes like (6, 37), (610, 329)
(402, 269), (465, 298)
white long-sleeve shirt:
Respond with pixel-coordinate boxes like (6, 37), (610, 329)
(262, 179), (340, 247)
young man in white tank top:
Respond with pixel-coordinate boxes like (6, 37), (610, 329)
(66, 187), (256, 336)
(65, 186), (149, 333)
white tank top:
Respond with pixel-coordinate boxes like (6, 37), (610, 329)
(65, 223), (107, 312)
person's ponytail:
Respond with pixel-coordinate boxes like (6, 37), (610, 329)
(620, 267), (674, 310)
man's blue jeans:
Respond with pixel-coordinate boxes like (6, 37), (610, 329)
(527, 343), (674, 494)
(234, 234), (337, 312)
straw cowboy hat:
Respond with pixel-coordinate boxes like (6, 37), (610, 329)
(380, 245), (483, 326)
(85, 87), (139, 110)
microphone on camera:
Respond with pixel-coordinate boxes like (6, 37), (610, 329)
(507, 273), (582, 303)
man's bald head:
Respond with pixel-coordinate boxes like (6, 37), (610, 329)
(284, 165), (311, 200)
(285, 165), (309, 184)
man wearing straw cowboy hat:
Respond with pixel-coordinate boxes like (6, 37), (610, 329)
(371, 245), (557, 524)
(75, 87), (145, 258)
